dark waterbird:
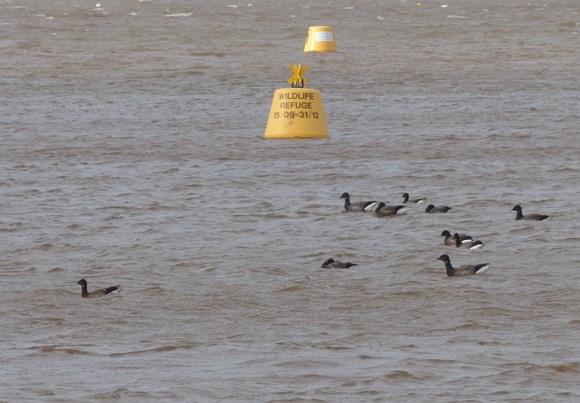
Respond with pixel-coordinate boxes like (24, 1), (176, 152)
(425, 204), (452, 213)
(454, 233), (484, 250)
(339, 192), (377, 212)
(77, 279), (121, 298)
(401, 192), (426, 204)
(512, 204), (550, 221)
(441, 230), (473, 246)
(437, 254), (490, 277)
(321, 258), (358, 269)
(374, 202), (405, 216)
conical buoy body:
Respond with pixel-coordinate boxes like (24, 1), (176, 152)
(264, 88), (328, 139)
(304, 26), (336, 53)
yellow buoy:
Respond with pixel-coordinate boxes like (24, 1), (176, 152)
(264, 64), (328, 139)
(264, 88), (328, 139)
(304, 26), (337, 53)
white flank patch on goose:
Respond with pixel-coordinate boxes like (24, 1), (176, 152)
(364, 202), (378, 212)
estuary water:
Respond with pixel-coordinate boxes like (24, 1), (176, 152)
(1, 0), (580, 401)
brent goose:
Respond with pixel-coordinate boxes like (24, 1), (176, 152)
(77, 279), (121, 298)
(454, 233), (484, 250)
(512, 204), (550, 221)
(437, 254), (490, 276)
(467, 240), (485, 250)
(339, 192), (378, 212)
(321, 258), (358, 269)
(425, 204), (452, 213)
(374, 202), (405, 216)
(402, 192), (426, 204)
(441, 230), (473, 246)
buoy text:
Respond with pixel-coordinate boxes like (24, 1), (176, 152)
(278, 91), (315, 110)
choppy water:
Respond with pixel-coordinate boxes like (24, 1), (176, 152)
(1, 0), (580, 401)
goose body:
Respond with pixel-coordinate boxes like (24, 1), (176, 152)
(454, 233), (484, 250)
(425, 204), (452, 213)
(374, 202), (405, 216)
(321, 258), (358, 269)
(467, 240), (485, 250)
(512, 204), (550, 221)
(339, 192), (377, 213)
(77, 279), (121, 298)
(441, 230), (472, 246)
(437, 254), (490, 277)
(402, 192), (426, 204)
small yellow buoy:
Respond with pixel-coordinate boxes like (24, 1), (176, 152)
(264, 64), (328, 139)
(304, 26), (337, 53)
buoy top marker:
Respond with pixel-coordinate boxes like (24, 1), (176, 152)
(288, 64), (308, 88)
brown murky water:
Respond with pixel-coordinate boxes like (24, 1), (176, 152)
(1, 0), (580, 401)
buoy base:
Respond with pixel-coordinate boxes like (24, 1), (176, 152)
(264, 88), (328, 139)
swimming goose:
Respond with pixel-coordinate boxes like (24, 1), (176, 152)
(77, 279), (121, 298)
(441, 230), (473, 246)
(402, 192), (427, 204)
(437, 254), (490, 276)
(512, 204), (550, 221)
(425, 204), (452, 213)
(454, 233), (484, 250)
(339, 192), (378, 212)
(374, 202), (405, 216)
(321, 258), (358, 269)
(467, 240), (485, 250)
